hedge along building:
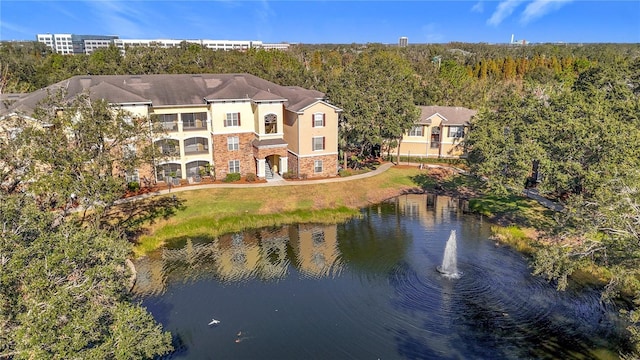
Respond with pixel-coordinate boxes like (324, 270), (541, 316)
(2, 74), (343, 183)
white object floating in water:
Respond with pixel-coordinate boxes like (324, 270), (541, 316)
(208, 319), (221, 326)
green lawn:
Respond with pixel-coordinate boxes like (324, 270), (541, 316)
(133, 166), (425, 256)
(133, 166), (558, 258)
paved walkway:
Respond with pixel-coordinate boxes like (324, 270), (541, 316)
(119, 161), (564, 212)
(523, 188), (564, 212)
(116, 162), (395, 203)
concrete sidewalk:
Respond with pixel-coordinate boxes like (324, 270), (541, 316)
(523, 188), (564, 212)
(119, 162), (564, 213)
(117, 162), (395, 203)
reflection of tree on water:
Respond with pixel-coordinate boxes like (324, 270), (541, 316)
(389, 195), (629, 359)
(257, 234), (289, 280)
(338, 201), (411, 277)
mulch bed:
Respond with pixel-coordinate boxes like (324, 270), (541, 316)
(123, 176), (268, 197)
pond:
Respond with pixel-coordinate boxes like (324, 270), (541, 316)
(133, 194), (629, 359)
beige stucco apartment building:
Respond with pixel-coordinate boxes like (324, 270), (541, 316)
(397, 106), (477, 159)
(2, 73), (342, 183)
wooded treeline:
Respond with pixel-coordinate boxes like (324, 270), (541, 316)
(2, 41), (640, 357)
(3, 41), (639, 108)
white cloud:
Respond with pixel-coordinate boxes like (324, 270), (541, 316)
(471, 1), (484, 13)
(84, 0), (160, 38)
(487, 0), (524, 26)
(521, 0), (573, 24)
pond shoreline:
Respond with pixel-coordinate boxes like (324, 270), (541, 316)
(131, 163), (559, 256)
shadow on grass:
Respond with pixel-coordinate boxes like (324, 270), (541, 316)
(161, 234), (219, 250)
(105, 195), (187, 239)
(469, 194), (556, 229)
(409, 172), (485, 198)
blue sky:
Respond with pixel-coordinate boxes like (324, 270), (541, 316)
(1, 1), (639, 44)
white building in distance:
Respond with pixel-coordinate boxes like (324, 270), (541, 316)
(37, 33), (290, 54)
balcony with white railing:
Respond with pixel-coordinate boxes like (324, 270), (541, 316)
(184, 137), (209, 155)
(154, 139), (180, 158)
(161, 120), (179, 132)
(182, 112), (208, 131)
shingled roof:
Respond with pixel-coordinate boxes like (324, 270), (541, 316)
(1, 73), (330, 116)
(417, 106), (477, 126)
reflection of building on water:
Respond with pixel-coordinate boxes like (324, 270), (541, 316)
(396, 193), (468, 227)
(257, 230), (290, 280)
(218, 227), (292, 281)
(132, 197), (470, 295)
(133, 224), (343, 293)
(134, 239), (221, 295)
(217, 233), (261, 282)
(289, 224), (343, 278)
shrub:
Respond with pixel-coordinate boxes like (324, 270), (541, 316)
(223, 173), (241, 183)
(282, 171), (295, 179)
(338, 169), (353, 177)
(127, 181), (140, 192)
(245, 173), (256, 182)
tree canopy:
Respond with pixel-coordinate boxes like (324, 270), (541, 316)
(326, 47), (420, 160)
(465, 57), (640, 355)
(0, 94), (178, 359)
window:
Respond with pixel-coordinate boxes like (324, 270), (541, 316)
(313, 113), (325, 127)
(448, 126), (464, 138)
(181, 113), (196, 128)
(123, 143), (136, 159)
(155, 139), (179, 156)
(186, 160), (210, 176)
(311, 230), (325, 245)
(264, 114), (277, 134)
(125, 169), (140, 183)
(225, 112), (241, 127)
(156, 163), (181, 181)
(158, 114), (178, 131)
(314, 160), (323, 173)
(227, 136), (239, 151)
(182, 112), (207, 129)
(184, 137), (208, 153)
(228, 160), (240, 174)
(312, 136), (325, 151)
(430, 127), (441, 148)
(409, 126), (423, 137)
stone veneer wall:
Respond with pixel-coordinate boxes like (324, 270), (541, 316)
(289, 153), (337, 179)
(212, 132), (256, 180)
(252, 145), (288, 162)
(137, 163), (156, 187)
(287, 154), (300, 176)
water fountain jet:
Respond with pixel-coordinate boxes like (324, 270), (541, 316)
(437, 230), (462, 278)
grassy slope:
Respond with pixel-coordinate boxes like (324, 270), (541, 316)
(134, 166), (422, 256)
